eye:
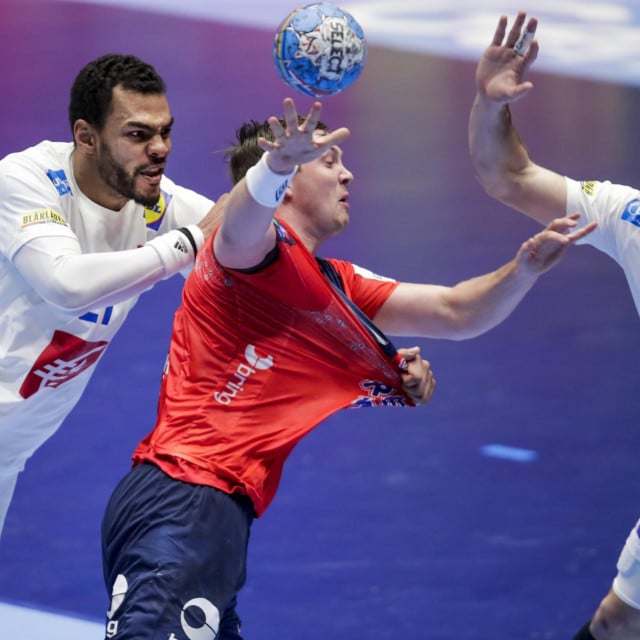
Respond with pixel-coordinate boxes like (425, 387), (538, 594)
(128, 130), (150, 141)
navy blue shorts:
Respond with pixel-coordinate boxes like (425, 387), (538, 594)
(101, 462), (254, 640)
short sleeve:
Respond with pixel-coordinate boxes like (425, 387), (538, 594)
(0, 154), (76, 260)
(328, 259), (399, 318)
(566, 177), (640, 261)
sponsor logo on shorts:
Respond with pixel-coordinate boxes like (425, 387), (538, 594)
(106, 574), (128, 638)
(20, 208), (69, 228)
(174, 597), (220, 640)
(214, 344), (274, 405)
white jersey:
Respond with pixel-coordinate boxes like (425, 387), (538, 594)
(567, 177), (640, 608)
(0, 140), (213, 472)
(567, 177), (640, 318)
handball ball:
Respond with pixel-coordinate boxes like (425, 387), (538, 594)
(273, 2), (367, 98)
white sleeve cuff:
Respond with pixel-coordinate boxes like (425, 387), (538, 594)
(146, 229), (196, 277)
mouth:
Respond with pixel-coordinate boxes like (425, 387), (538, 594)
(138, 164), (165, 186)
(339, 193), (350, 211)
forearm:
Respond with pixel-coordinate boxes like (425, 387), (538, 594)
(446, 258), (538, 339)
(214, 153), (295, 269)
(14, 229), (197, 313)
(374, 262), (539, 341)
(468, 93), (532, 201)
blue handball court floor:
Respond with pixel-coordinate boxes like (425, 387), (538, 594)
(1, 0), (640, 638)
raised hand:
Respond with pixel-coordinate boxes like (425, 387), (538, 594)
(258, 98), (350, 174)
(476, 12), (539, 105)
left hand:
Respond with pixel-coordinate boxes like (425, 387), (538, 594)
(516, 213), (597, 275)
(397, 346), (436, 406)
(476, 12), (539, 106)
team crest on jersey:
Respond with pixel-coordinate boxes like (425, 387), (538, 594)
(622, 199), (640, 228)
(46, 169), (72, 196)
(580, 181), (599, 197)
(19, 330), (108, 399)
(20, 209), (69, 228)
(144, 189), (172, 230)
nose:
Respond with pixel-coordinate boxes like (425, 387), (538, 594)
(340, 164), (354, 184)
(148, 133), (170, 158)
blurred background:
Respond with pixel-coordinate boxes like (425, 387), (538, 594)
(1, 0), (640, 638)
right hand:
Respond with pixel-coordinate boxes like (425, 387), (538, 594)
(476, 12), (539, 106)
(257, 98), (350, 174)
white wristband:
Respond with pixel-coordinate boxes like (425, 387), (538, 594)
(146, 229), (196, 278)
(245, 152), (297, 208)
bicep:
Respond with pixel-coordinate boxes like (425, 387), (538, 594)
(501, 163), (568, 226)
(373, 282), (456, 338)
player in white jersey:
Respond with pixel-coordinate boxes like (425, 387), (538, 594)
(0, 53), (223, 537)
(468, 12), (640, 640)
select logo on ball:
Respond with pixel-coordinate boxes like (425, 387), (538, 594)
(273, 2), (367, 98)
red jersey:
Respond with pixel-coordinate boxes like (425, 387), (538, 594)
(133, 220), (414, 516)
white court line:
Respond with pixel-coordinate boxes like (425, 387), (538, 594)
(0, 601), (103, 639)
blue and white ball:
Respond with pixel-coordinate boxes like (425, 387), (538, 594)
(273, 3), (367, 98)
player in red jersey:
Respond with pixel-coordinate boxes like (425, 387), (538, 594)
(101, 98), (594, 640)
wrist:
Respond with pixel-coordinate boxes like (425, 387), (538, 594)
(245, 152), (297, 208)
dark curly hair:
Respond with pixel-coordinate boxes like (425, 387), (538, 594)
(225, 116), (328, 185)
(68, 54), (166, 133)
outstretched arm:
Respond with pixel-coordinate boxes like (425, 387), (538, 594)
(468, 12), (567, 225)
(214, 98), (349, 269)
(373, 214), (596, 340)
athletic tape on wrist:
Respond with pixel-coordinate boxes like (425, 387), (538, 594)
(245, 152), (297, 208)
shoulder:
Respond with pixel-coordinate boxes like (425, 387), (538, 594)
(0, 141), (73, 191)
(327, 258), (396, 286)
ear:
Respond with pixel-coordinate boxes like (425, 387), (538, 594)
(73, 119), (96, 154)
(282, 183), (294, 203)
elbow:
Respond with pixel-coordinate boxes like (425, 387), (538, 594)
(473, 164), (515, 202)
(41, 283), (98, 314)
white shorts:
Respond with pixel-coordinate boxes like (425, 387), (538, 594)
(613, 519), (640, 609)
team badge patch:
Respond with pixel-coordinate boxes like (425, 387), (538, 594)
(46, 169), (72, 196)
(21, 209), (69, 228)
(621, 199), (640, 228)
(580, 180), (598, 197)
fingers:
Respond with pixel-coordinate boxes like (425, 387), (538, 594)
(505, 11), (527, 48)
(400, 354), (436, 405)
(566, 221), (597, 241)
(491, 15), (508, 46)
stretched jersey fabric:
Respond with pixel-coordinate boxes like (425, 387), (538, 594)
(0, 140), (213, 474)
(567, 177), (640, 316)
(133, 219), (415, 516)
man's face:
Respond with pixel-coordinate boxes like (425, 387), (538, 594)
(290, 131), (354, 241)
(93, 85), (173, 208)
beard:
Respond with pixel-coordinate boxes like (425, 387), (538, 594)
(96, 142), (161, 208)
